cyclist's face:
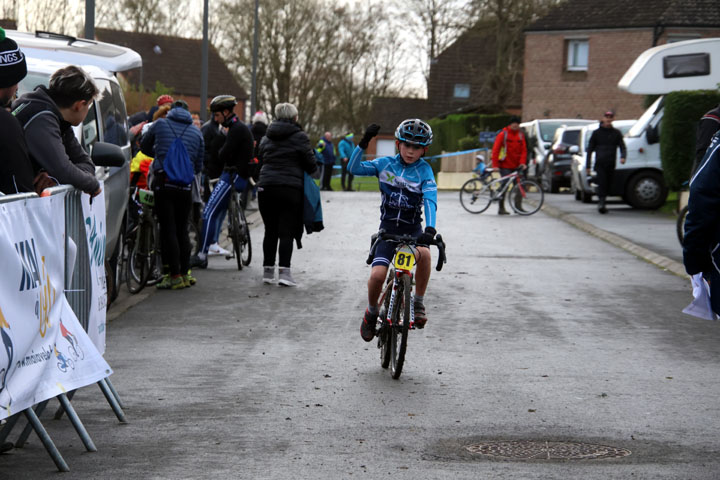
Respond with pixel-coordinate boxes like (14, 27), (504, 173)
(398, 141), (426, 164)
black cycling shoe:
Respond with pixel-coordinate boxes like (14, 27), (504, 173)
(360, 309), (378, 342)
(413, 303), (428, 329)
(189, 254), (208, 269)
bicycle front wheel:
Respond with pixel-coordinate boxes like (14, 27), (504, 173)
(239, 205), (252, 266)
(378, 272), (394, 369)
(126, 223), (152, 293)
(460, 178), (493, 214)
(509, 179), (544, 216)
(390, 275), (411, 379)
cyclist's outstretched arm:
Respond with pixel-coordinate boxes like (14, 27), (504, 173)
(421, 164), (438, 229)
(348, 145), (379, 176)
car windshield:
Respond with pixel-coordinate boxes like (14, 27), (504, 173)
(627, 97), (663, 137)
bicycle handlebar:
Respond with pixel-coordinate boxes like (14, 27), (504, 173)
(366, 230), (447, 271)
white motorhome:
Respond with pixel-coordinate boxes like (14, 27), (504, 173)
(616, 38), (720, 209)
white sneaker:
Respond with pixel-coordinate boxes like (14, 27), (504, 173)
(278, 267), (297, 287)
(207, 243), (230, 256)
(263, 266), (275, 284)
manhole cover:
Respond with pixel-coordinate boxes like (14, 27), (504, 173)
(465, 441), (631, 460)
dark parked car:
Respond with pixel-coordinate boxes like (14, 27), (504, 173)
(542, 125), (584, 193)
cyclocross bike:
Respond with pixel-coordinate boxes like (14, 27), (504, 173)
(223, 169), (252, 270)
(459, 167), (544, 215)
(125, 188), (162, 293)
(367, 231), (447, 379)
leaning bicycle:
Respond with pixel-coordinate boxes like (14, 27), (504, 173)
(125, 188), (162, 293)
(460, 167), (544, 215)
(367, 231), (447, 379)
(225, 171), (252, 270)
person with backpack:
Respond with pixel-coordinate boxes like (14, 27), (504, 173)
(141, 100), (204, 290)
(491, 115), (527, 215)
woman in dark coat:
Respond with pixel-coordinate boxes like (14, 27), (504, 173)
(257, 103), (317, 286)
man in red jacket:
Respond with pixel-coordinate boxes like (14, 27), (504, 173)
(491, 115), (527, 214)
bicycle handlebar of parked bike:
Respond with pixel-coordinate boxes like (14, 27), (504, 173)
(366, 230), (447, 271)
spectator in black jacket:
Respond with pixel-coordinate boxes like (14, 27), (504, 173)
(257, 102), (317, 286)
(586, 111), (626, 214)
(683, 131), (720, 315)
(0, 27), (36, 195)
(692, 103), (720, 174)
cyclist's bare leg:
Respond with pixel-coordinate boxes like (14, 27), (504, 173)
(414, 246), (431, 296)
(368, 265), (388, 308)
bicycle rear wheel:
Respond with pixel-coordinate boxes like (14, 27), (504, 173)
(509, 179), (544, 215)
(460, 178), (493, 214)
(239, 205), (252, 266)
(390, 275), (411, 379)
(229, 195), (243, 271)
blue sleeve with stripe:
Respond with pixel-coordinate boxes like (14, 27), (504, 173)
(422, 164), (438, 229)
(348, 146), (380, 176)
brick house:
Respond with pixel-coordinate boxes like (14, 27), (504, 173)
(95, 29), (248, 120)
(522, 0), (720, 121)
(365, 97), (430, 158)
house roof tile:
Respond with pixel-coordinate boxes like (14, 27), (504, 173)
(527, 0), (720, 32)
(95, 28), (247, 99)
(369, 97), (430, 135)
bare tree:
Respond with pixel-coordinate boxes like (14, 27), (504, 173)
(469, 0), (562, 106)
(16, 0), (83, 35)
(96, 0), (186, 35)
(0, 0), (18, 22)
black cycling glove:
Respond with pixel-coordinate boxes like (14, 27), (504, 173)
(417, 226), (436, 246)
(359, 124), (381, 149)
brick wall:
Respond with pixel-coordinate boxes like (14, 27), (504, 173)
(521, 28), (720, 122)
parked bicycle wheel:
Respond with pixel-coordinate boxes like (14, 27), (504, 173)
(509, 179), (544, 216)
(239, 205), (252, 266)
(228, 195), (244, 271)
(460, 178), (493, 214)
(145, 217), (163, 286)
(126, 221), (153, 294)
(390, 275), (411, 379)
(677, 205), (689, 245)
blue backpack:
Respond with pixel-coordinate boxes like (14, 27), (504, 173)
(164, 122), (194, 185)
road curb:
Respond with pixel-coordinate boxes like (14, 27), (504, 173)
(541, 203), (689, 279)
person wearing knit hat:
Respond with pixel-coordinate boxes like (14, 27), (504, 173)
(157, 94), (174, 106)
(0, 27), (41, 195)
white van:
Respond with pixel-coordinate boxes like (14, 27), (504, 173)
(616, 38), (720, 209)
(10, 30), (142, 300)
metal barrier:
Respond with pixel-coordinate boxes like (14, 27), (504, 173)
(0, 186), (126, 472)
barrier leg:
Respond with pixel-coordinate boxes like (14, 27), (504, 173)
(104, 377), (125, 409)
(23, 407), (69, 472)
(98, 379), (126, 423)
(0, 412), (21, 443)
(15, 400), (49, 448)
(57, 393), (96, 452)
(53, 389), (76, 420)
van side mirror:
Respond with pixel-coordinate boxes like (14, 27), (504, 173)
(568, 145), (579, 154)
(91, 142), (126, 167)
(645, 124), (660, 145)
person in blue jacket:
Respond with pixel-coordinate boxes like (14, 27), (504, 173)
(683, 131), (720, 316)
(316, 132), (336, 191)
(141, 100), (204, 289)
(337, 132), (355, 191)
(349, 119), (439, 342)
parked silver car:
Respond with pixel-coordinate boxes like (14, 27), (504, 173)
(520, 118), (595, 183)
(12, 30), (142, 301)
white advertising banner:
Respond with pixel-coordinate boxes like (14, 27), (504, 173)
(0, 195), (112, 421)
(81, 185), (107, 354)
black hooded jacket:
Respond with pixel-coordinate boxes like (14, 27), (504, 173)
(257, 119), (317, 190)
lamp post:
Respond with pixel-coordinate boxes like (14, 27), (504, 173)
(200, 0), (209, 122)
(251, 0), (259, 116)
(84, 0), (94, 39)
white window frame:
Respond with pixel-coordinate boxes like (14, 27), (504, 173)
(566, 39), (589, 71)
(453, 83), (470, 99)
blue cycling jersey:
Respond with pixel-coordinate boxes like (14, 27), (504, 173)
(348, 146), (437, 228)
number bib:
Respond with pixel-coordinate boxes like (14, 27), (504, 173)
(394, 246), (416, 271)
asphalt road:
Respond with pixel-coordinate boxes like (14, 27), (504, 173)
(1, 191), (718, 479)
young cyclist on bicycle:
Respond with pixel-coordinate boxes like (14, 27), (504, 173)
(348, 119), (439, 342)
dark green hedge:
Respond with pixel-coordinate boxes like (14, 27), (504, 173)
(661, 90), (720, 190)
(427, 113), (511, 157)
